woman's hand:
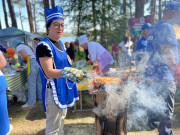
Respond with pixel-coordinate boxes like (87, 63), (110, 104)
(62, 67), (84, 83)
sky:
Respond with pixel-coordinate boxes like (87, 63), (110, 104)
(0, 1), (72, 33)
(0, 1), (34, 32)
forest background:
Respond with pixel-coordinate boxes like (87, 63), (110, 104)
(0, 0), (175, 48)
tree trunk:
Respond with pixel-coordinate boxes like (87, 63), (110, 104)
(151, 0), (156, 20)
(43, 0), (50, 9)
(2, 0), (9, 27)
(18, 2), (24, 30)
(7, 0), (17, 27)
(135, 0), (145, 18)
(33, 0), (37, 33)
(92, 0), (97, 41)
(26, 0), (34, 33)
(100, 0), (106, 47)
(107, 0), (111, 31)
(129, 0), (133, 18)
(77, 0), (83, 55)
(43, 0), (50, 27)
(158, 0), (162, 21)
(0, 19), (2, 29)
(123, 0), (128, 14)
(51, 0), (55, 8)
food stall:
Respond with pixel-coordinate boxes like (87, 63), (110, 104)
(0, 27), (43, 100)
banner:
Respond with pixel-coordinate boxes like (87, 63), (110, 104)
(128, 15), (154, 36)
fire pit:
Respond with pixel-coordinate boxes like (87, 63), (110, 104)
(91, 74), (131, 135)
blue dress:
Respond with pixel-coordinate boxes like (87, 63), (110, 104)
(0, 75), (10, 135)
(36, 38), (79, 112)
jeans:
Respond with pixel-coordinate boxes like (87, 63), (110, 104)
(122, 52), (131, 71)
(26, 59), (42, 105)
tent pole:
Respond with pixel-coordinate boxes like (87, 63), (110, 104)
(24, 35), (28, 44)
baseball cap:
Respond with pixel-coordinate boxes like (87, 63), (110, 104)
(6, 48), (15, 59)
(165, 1), (180, 11)
(142, 23), (152, 31)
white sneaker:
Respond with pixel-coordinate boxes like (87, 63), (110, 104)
(21, 103), (34, 108)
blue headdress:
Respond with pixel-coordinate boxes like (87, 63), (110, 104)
(45, 6), (64, 24)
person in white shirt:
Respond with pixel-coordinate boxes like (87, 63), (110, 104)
(119, 36), (133, 72)
(78, 34), (114, 74)
(9, 39), (42, 108)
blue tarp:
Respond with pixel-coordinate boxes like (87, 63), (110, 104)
(0, 27), (43, 38)
(0, 27), (43, 48)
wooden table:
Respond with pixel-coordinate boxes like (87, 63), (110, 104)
(73, 78), (92, 112)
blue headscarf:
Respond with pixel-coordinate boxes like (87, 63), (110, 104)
(9, 39), (22, 48)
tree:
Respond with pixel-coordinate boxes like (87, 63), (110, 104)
(0, 19), (2, 29)
(31, 0), (46, 32)
(151, 0), (156, 20)
(92, 0), (97, 41)
(2, 0), (9, 27)
(129, 0), (133, 19)
(7, 0), (17, 28)
(123, 0), (128, 14)
(43, 0), (50, 30)
(51, 0), (55, 8)
(60, 0), (129, 47)
(100, 0), (107, 46)
(26, 0), (34, 32)
(135, 0), (145, 18)
(43, 0), (49, 9)
(32, 0), (37, 33)
(13, 0), (25, 30)
(159, 0), (162, 21)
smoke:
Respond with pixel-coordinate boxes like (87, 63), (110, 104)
(127, 80), (167, 130)
(90, 51), (171, 131)
(136, 52), (149, 73)
(93, 83), (128, 117)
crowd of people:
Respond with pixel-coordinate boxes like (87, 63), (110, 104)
(0, 1), (180, 135)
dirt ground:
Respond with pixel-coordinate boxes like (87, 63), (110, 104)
(8, 91), (180, 135)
